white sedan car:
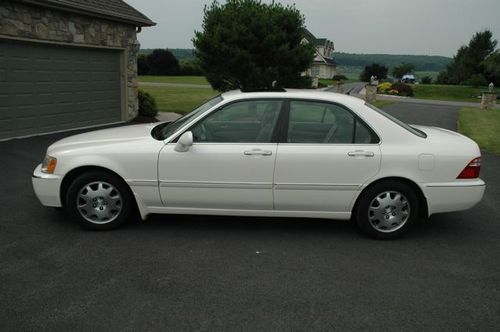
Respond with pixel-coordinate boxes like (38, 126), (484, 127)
(32, 90), (485, 239)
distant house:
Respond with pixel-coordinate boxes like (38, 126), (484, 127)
(0, 0), (154, 140)
(303, 29), (337, 79)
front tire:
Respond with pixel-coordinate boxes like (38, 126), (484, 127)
(66, 171), (133, 230)
(354, 181), (419, 239)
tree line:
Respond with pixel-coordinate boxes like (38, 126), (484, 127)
(138, 49), (203, 76)
(335, 53), (451, 72)
(437, 30), (499, 86)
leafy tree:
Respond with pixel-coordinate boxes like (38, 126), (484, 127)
(392, 63), (415, 79)
(483, 50), (500, 85)
(192, 0), (315, 91)
(437, 30), (497, 85)
(359, 63), (388, 82)
(146, 49), (180, 75)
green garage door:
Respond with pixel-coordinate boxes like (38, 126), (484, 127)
(0, 39), (122, 140)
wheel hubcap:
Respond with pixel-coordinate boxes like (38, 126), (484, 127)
(77, 181), (122, 224)
(368, 191), (410, 233)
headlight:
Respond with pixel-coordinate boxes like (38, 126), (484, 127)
(41, 155), (57, 174)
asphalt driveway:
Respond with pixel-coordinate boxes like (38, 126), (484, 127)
(1, 104), (499, 331)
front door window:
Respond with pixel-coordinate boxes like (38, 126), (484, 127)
(190, 100), (283, 143)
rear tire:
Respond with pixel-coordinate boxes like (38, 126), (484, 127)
(66, 171), (133, 230)
(354, 181), (419, 239)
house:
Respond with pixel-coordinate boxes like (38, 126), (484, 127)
(0, 0), (155, 140)
(303, 29), (337, 80)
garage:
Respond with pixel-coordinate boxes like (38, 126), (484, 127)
(0, 40), (123, 140)
(0, 0), (155, 140)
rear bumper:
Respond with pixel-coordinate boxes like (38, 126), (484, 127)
(423, 179), (485, 215)
(32, 164), (63, 207)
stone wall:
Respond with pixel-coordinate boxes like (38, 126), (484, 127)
(0, 0), (140, 120)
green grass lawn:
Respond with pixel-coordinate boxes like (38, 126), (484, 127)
(141, 86), (218, 114)
(458, 107), (500, 154)
(139, 76), (209, 85)
(412, 84), (498, 103)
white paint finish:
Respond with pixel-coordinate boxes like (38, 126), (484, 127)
(146, 206), (352, 221)
(32, 164), (63, 206)
(158, 143), (277, 210)
(423, 181), (485, 214)
(32, 90), (486, 222)
(274, 144), (381, 211)
(418, 154), (435, 171)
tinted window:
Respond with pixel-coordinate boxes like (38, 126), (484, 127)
(153, 95), (223, 140)
(287, 100), (378, 144)
(191, 100), (282, 143)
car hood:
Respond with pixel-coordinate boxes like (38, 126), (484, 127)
(47, 124), (156, 154)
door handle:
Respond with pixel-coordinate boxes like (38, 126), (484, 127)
(348, 150), (375, 157)
(244, 149), (273, 156)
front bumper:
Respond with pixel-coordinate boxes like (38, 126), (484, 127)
(32, 164), (63, 207)
(424, 179), (486, 215)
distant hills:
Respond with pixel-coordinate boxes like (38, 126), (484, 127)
(334, 52), (452, 71)
(139, 48), (452, 72)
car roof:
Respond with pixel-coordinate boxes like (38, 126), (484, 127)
(220, 89), (366, 108)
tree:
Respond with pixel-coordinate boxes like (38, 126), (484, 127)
(392, 63), (415, 79)
(359, 63), (388, 82)
(192, 0), (315, 91)
(137, 54), (149, 75)
(146, 49), (180, 75)
(483, 50), (500, 85)
(437, 30), (497, 85)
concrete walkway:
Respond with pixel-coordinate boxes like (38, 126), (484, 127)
(155, 112), (182, 122)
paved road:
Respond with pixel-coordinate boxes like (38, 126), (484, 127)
(1, 104), (499, 331)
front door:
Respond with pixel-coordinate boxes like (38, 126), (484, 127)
(158, 99), (283, 210)
(274, 100), (381, 212)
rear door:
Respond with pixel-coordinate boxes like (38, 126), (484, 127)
(274, 99), (381, 212)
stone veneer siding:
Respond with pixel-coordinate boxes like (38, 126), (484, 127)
(0, 0), (140, 120)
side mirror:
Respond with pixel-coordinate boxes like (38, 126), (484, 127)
(174, 131), (193, 152)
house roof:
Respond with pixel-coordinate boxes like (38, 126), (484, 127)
(21, 0), (155, 26)
(315, 38), (327, 46)
(303, 29), (317, 43)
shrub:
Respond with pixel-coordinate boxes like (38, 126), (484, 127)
(138, 89), (158, 117)
(377, 82), (392, 93)
(462, 74), (488, 87)
(390, 82), (414, 96)
(421, 76), (433, 84)
(332, 74), (347, 81)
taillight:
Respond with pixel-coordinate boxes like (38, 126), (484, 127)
(457, 157), (481, 179)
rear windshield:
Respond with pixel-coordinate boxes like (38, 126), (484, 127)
(365, 103), (427, 138)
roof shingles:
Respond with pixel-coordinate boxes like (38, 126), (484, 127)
(22, 0), (155, 26)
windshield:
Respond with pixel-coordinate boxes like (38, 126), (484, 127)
(152, 95), (223, 140)
(365, 103), (427, 138)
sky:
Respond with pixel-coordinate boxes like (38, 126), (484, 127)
(125, 0), (500, 57)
